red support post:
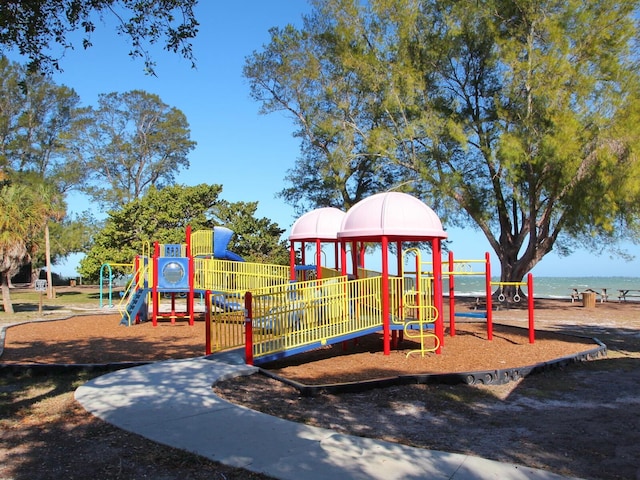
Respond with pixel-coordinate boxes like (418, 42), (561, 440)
(397, 241), (404, 344)
(528, 273), (535, 343)
(316, 239), (322, 279)
(433, 238), (443, 353)
(188, 254), (195, 326)
(170, 293), (176, 324)
(448, 250), (456, 337)
(352, 241), (358, 277)
(244, 292), (254, 365)
(381, 236), (390, 355)
(152, 242), (159, 326)
(133, 255), (141, 324)
(485, 252), (493, 340)
(185, 224), (192, 256)
(289, 242), (296, 281)
(205, 290), (212, 355)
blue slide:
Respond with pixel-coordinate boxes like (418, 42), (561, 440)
(213, 226), (245, 261)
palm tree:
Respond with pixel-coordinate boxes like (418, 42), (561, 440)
(0, 181), (49, 313)
(35, 181), (66, 298)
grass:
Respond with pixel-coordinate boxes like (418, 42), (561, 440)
(0, 370), (94, 422)
(0, 285), (115, 322)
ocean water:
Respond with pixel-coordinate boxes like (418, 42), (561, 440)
(448, 276), (640, 300)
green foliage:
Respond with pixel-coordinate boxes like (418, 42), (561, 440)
(72, 90), (196, 210)
(0, 0), (199, 75)
(0, 58), (95, 281)
(0, 57), (83, 189)
(79, 184), (289, 282)
(0, 176), (52, 312)
(245, 0), (640, 281)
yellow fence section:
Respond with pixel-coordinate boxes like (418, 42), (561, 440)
(207, 292), (246, 352)
(319, 266), (343, 279)
(194, 258), (290, 293)
(357, 267), (384, 278)
(191, 230), (213, 257)
(157, 243), (187, 257)
(249, 276), (405, 363)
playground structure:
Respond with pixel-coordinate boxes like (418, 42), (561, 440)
(118, 192), (536, 365)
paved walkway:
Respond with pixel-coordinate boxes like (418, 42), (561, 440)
(75, 351), (581, 480)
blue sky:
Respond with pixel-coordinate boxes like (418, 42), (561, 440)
(12, 1), (638, 278)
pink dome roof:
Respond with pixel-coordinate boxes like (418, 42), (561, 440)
(338, 192), (447, 240)
(289, 207), (346, 241)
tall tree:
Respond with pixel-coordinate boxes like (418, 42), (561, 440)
(245, 0), (640, 287)
(0, 0), (198, 75)
(73, 90), (196, 210)
(0, 58), (94, 290)
(245, 20), (401, 215)
(0, 57), (83, 186)
(78, 184), (288, 282)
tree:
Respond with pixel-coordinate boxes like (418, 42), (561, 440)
(0, 0), (198, 75)
(0, 58), (94, 292)
(78, 184), (288, 282)
(212, 200), (291, 265)
(245, 21), (402, 215)
(0, 180), (50, 313)
(72, 90), (196, 210)
(245, 0), (640, 288)
(0, 56), (84, 188)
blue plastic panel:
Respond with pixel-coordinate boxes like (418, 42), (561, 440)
(157, 257), (190, 291)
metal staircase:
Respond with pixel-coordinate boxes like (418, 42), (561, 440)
(118, 259), (150, 326)
(119, 287), (150, 326)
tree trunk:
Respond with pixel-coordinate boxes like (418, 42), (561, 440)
(495, 245), (533, 302)
(1, 272), (14, 314)
(45, 222), (54, 299)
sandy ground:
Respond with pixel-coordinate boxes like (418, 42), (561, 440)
(2, 291), (640, 480)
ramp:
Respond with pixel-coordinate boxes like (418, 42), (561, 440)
(247, 276), (404, 365)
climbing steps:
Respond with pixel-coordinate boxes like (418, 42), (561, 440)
(120, 288), (150, 326)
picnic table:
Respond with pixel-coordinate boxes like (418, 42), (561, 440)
(617, 289), (640, 302)
(570, 287), (609, 304)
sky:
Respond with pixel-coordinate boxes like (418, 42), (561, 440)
(10, 1), (639, 278)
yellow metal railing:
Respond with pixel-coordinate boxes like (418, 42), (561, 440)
(249, 276), (387, 362)
(207, 292), (246, 352)
(191, 230), (213, 257)
(401, 276), (439, 356)
(403, 306), (440, 357)
(194, 258), (290, 292)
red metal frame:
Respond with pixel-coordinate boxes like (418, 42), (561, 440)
(244, 292), (254, 365)
(485, 252), (493, 340)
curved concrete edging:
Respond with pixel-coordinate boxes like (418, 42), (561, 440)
(260, 336), (607, 396)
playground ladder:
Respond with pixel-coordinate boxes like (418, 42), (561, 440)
(120, 287), (150, 326)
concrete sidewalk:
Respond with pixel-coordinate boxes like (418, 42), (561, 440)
(75, 351), (580, 480)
